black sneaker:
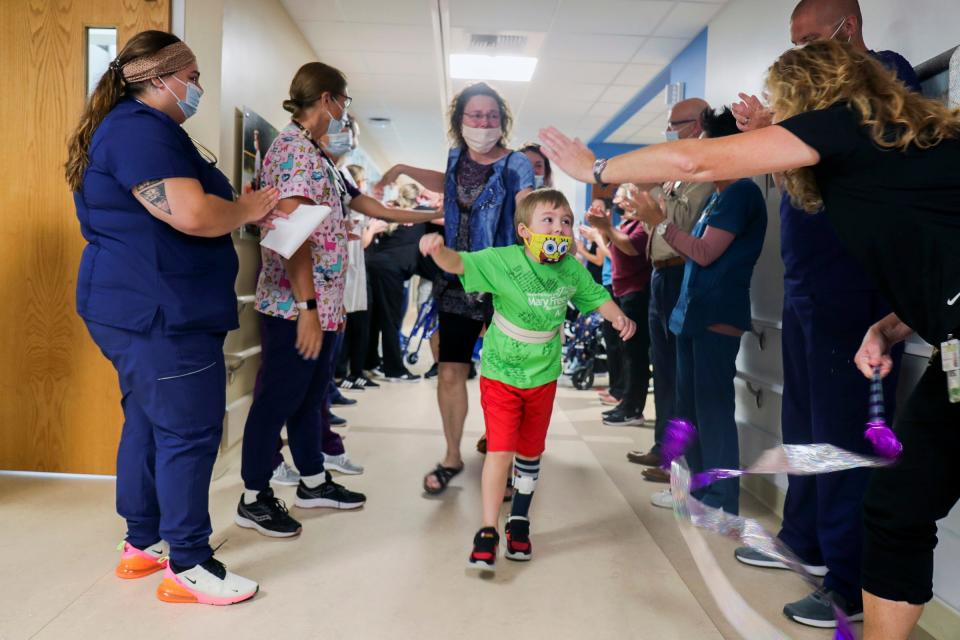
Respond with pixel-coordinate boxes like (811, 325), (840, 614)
(331, 393), (357, 406)
(424, 363), (439, 379)
(383, 369), (421, 382)
(234, 488), (302, 538)
(504, 517), (532, 561)
(294, 472), (366, 510)
(468, 363), (478, 380)
(467, 527), (499, 571)
(602, 407), (645, 426)
(328, 413), (347, 426)
(355, 375), (379, 389)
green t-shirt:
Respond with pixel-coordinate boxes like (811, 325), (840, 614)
(459, 245), (610, 388)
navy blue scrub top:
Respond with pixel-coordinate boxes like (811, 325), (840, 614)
(74, 98), (239, 335)
(670, 179), (767, 336)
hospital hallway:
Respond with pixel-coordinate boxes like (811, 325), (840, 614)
(0, 369), (934, 640)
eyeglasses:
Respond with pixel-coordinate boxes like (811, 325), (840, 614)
(190, 135), (219, 166)
(667, 119), (697, 129)
(337, 93), (353, 109)
(463, 111), (501, 124)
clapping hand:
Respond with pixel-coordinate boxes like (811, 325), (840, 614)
(586, 201), (612, 230)
(731, 93), (773, 132)
(621, 191), (666, 227)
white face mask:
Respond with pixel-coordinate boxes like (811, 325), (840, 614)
(462, 125), (502, 153)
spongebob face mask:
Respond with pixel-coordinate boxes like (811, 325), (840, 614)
(521, 227), (571, 264)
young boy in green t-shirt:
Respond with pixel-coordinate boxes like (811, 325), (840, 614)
(419, 189), (636, 571)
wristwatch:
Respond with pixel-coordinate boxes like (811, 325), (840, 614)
(655, 221), (669, 237)
(592, 158), (608, 186)
(295, 299), (317, 311)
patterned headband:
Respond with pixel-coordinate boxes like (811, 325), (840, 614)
(117, 41), (196, 84)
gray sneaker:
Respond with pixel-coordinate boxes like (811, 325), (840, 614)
(783, 588), (863, 628)
(323, 452), (364, 475)
(734, 546), (828, 577)
(271, 461), (300, 486)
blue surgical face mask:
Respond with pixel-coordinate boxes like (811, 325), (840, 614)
(324, 131), (353, 156)
(663, 130), (680, 142)
(534, 174), (545, 189)
(161, 76), (202, 120)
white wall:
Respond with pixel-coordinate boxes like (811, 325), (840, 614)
(704, 0), (960, 621)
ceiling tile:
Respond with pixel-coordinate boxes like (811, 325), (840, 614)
(550, 1), (674, 36)
(542, 33), (645, 64)
(614, 63), (663, 87)
(535, 60), (625, 84)
(630, 37), (689, 65)
(654, 2), (724, 38)
(599, 84), (642, 103)
(449, 0), (561, 32)
(588, 101), (625, 118)
(310, 49), (370, 75)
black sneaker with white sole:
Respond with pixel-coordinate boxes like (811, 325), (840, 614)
(467, 527), (499, 571)
(383, 369), (421, 382)
(504, 518), (532, 561)
(783, 588), (863, 628)
(234, 488), (302, 538)
(356, 375), (379, 389)
(602, 407), (645, 426)
(294, 471), (366, 509)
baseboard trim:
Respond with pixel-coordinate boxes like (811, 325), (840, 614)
(741, 475), (785, 519)
(919, 597), (960, 640)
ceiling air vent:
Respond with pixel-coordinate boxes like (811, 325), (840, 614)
(468, 33), (527, 54)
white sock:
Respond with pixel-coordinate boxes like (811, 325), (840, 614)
(301, 472), (326, 489)
(243, 490), (259, 504)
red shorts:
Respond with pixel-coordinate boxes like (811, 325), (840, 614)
(479, 376), (557, 458)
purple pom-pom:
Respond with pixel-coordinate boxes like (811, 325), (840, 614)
(661, 419), (698, 469)
(865, 421), (902, 460)
(833, 607), (856, 640)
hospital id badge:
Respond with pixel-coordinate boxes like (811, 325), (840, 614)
(941, 337), (960, 403)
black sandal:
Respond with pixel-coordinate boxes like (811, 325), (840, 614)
(423, 463), (464, 495)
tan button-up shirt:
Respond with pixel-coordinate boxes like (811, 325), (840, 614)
(646, 181), (715, 263)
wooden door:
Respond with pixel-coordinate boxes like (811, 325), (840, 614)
(0, 0), (170, 474)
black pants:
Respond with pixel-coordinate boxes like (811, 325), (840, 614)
(336, 310), (370, 379)
(618, 289), (651, 414)
(862, 351), (960, 604)
(648, 265), (684, 452)
(601, 286), (625, 398)
(366, 249), (417, 376)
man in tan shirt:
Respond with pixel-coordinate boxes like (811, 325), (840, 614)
(626, 98), (714, 480)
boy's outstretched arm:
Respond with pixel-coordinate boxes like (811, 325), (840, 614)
(419, 232), (464, 275)
(596, 299), (637, 341)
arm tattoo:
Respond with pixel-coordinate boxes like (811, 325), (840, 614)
(135, 180), (172, 215)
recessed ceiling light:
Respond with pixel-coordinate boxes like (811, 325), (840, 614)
(368, 117), (392, 128)
(449, 54), (537, 82)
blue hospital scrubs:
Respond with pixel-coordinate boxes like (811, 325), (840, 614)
(670, 179), (767, 515)
(75, 98), (238, 567)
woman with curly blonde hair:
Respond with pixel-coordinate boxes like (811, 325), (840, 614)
(540, 39), (960, 640)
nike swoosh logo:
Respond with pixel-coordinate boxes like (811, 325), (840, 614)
(185, 576), (197, 585)
(949, 292), (960, 306)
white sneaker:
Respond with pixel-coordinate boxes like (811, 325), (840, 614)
(156, 558), (258, 605)
(271, 461), (300, 486)
(323, 452), (364, 475)
(651, 489), (674, 509)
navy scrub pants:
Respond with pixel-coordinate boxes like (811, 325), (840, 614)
(675, 329), (742, 515)
(618, 289), (651, 415)
(648, 265), (684, 454)
(241, 313), (335, 492)
(778, 291), (901, 607)
(85, 318), (226, 567)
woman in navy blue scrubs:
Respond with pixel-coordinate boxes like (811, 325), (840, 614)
(65, 31), (279, 605)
